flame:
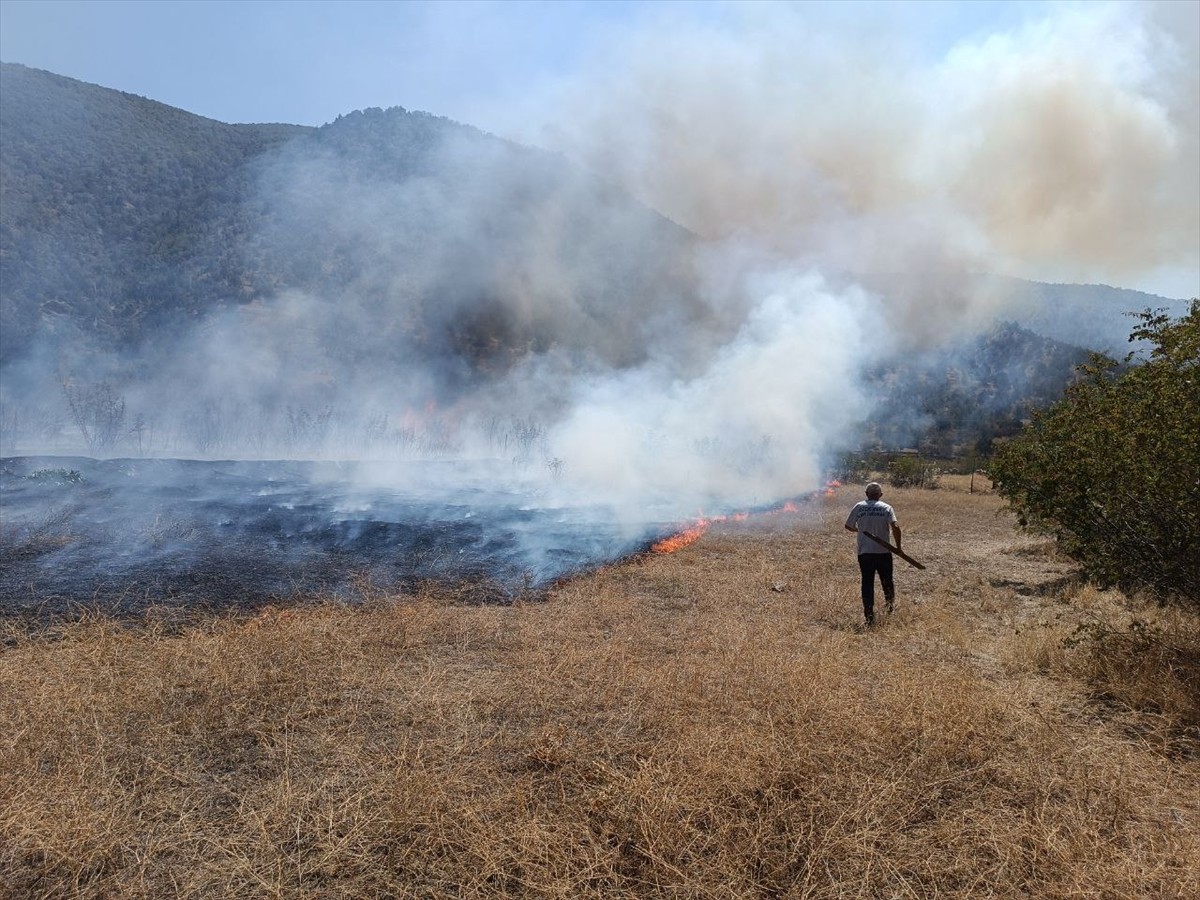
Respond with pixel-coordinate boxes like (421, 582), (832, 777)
(651, 518), (711, 553)
(651, 485), (835, 555)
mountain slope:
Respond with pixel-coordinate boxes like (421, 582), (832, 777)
(0, 63), (700, 385)
(0, 64), (1187, 464)
(974, 275), (1191, 356)
(0, 63), (309, 359)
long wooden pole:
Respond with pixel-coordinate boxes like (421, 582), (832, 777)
(859, 530), (926, 570)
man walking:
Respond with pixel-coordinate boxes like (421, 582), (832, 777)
(844, 482), (902, 627)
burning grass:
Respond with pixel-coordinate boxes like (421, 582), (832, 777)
(2, 487), (1198, 897)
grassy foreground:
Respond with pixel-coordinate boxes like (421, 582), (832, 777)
(2, 480), (1198, 898)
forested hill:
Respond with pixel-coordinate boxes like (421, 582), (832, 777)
(0, 63), (699, 382)
(0, 64), (310, 361)
(972, 276), (1190, 357)
(1, 64), (1188, 462)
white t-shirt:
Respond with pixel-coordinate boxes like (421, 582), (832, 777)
(845, 499), (897, 555)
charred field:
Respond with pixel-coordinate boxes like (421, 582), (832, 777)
(0, 455), (671, 618)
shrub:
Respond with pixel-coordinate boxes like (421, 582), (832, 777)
(887, 454), (940, 489)
(60, 379), (126, 455)
(829, 450), (872, 484)
(990, 303), (1200, 603)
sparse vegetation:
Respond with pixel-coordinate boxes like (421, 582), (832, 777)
(2, 487), (1197, 897)
(0, 504), (78, 564)
(25, 467), (83, 484)
(862, 321), (1094, 457)
(1003, 583), (1200, 756)
(829, 450), (873, 484)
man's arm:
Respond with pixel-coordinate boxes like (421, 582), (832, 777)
(890, 523), (902, 548)
(845, 523), (858, 533)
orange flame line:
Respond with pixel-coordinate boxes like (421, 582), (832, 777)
(651, 519), (710, 553)
(651, 481), (840, 554)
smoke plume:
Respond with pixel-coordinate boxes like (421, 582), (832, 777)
(483, 0), (1197, 510)
(538, 0), (1197, 300)
(4, 1), (1197, 528)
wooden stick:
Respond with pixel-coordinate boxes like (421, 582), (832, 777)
(859, 530), (926, 569)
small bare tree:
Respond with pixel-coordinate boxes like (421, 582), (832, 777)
(130, 413), (153, 457)
(510, 416), (546, 468)
(184, 400), (236, 456)
(61, 378), (127, 455)
(286, 405), (334, 455)
(0, 401), (18, 452)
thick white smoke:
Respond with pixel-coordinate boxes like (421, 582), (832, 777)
(488, 0), (1199, 512)
(550, 270), (872, 514)
(6, 1), (1196, 528)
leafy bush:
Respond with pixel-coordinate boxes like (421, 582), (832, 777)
(990, 303), (1200, 602)
(887, 455), (941, 489)
(829, 451), (873, 484)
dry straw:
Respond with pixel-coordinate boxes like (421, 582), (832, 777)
(2, 484), (1197, 898)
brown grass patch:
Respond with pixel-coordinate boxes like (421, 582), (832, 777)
(2, 488), (1198, 897)
(928, 472), (995, 494)
(1002, 584), (1200, 756)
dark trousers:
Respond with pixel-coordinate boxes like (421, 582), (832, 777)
(858, 552), (894, 622)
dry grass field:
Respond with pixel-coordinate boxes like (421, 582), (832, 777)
(2, 480), (1198, 898)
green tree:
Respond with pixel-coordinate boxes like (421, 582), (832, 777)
(990, 302), (1200, 602)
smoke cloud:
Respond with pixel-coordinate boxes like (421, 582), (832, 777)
(537, 0), (1198, 313)
(4, 0), (1197, 531)
(549, 270), (872, 514)
(492, 0), (1197, 511)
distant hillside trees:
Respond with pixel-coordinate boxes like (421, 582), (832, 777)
(861, 322), (1092, 457)
(990, 303), (1200, 602)
(0, 64), (309, 362)
(0, 64), (701, 399)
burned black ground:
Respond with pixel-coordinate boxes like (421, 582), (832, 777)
(0, 456), (655, 618)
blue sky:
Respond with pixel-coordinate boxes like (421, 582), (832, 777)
(1, 0), (1038, 131)
(1, 0), (1196, 298)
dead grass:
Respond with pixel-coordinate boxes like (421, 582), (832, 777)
(925, 472), (995, 494)
(2, 487), (1198, 898)
(1002, 583), (1200, 756)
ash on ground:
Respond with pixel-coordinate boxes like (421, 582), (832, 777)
(0, 457), (654, 619)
